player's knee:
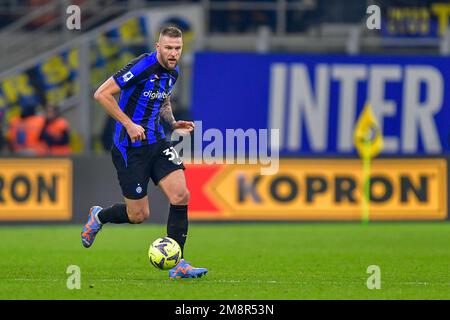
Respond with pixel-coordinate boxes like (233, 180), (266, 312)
(128, 207), (150, 224)
(169, 188), (190, 205)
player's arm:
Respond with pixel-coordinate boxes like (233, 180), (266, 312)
(159, 97), (194, 133)
(93, 77), (146, 143)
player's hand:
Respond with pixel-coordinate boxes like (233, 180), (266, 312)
(172, 120), (195, 135)
(125, 122), (146, 143)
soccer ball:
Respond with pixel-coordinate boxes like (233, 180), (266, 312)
(148, 237), (181, 270)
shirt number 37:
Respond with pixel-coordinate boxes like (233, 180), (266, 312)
(163, 146), (182, 165)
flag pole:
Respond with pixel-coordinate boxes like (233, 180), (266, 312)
(353, 102), (383, 225)
(362, 138), (371, 225)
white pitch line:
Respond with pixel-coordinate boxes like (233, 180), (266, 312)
(2, 279), (449, 286)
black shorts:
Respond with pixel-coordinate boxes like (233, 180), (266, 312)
(111, 140), (185, 199)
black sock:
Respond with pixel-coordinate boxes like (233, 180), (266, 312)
(97, 203), (131, 224)
(167, 204), (188, 258)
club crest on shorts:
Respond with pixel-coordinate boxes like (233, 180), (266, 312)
(136, 183), (142, 194)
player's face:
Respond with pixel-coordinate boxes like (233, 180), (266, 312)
(156, 36), (183, 70)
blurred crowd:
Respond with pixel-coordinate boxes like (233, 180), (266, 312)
(0, 0), (370, 34)
(0, 0), (441, 33)
(0, 105), (71, 156)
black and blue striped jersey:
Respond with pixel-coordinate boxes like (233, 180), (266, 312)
(112, 51), (179, 161)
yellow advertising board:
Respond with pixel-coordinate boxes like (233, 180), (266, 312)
(186, 159), (448, 221)
(0, 159), (72, 221)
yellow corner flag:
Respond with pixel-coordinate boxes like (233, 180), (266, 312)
(353, 103), (384, 159)
(353, 103), (384, 224)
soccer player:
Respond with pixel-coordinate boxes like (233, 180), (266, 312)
(81, 26), (207, 279)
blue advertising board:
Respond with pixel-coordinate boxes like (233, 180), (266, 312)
(191, 52), (450, 156)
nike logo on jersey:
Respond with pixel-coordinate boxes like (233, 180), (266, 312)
(150, 74), (160, 82)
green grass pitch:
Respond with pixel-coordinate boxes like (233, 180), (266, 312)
(0, 223), (449, 299)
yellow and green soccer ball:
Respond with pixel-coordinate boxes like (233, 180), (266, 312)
(148, 237), (181, 270)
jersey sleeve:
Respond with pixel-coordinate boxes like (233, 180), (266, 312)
(113, 54), (149, 89)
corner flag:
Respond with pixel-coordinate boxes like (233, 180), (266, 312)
(353, 103), (384, 159)
(353, 103), (384, 224)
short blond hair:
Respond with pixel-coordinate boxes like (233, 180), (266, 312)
(159, 26), (182, 39)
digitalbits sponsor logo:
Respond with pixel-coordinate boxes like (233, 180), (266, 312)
(143, 91), (171, 99)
